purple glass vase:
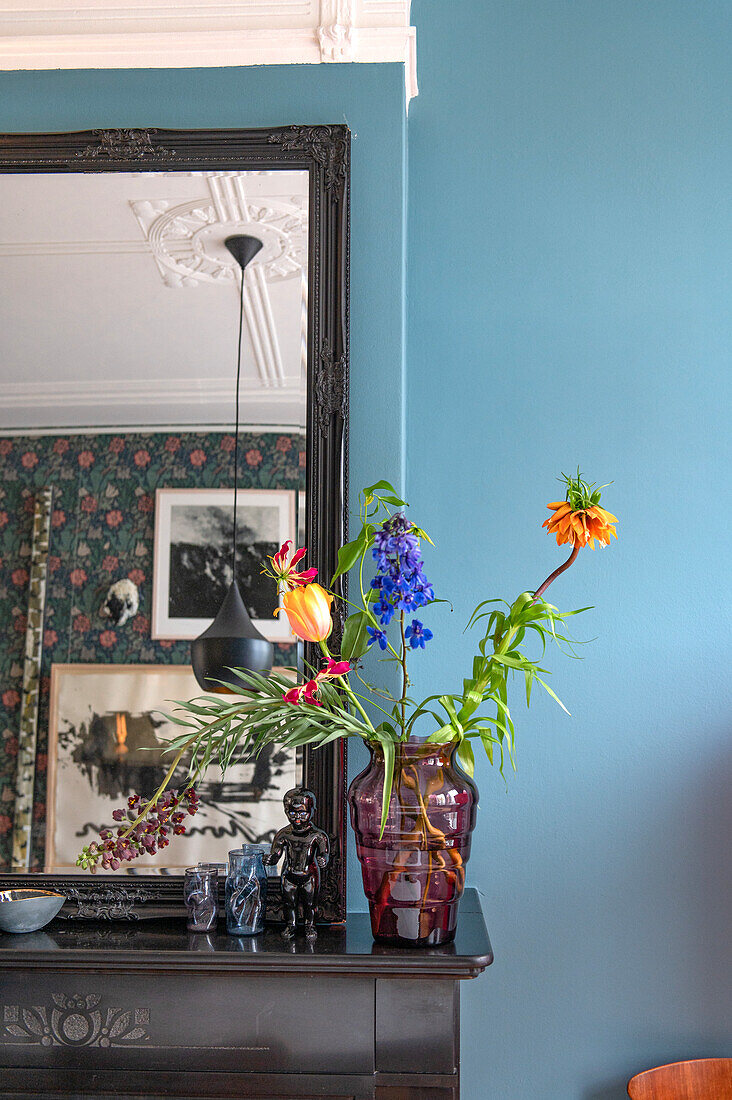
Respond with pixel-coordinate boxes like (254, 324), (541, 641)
(348, 740), (478, 946)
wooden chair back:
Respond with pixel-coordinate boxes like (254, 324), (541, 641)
(628, 1058), (732, 1099)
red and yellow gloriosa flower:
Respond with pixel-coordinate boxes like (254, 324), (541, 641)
(283, 659), (352, 706)
(264, 541), (318, 590)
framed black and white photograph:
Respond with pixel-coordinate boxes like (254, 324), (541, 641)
(46, 663), (300, 874)
(152, 487), (295, 641)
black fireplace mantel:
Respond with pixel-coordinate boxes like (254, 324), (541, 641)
(0, 888), (492, 1099)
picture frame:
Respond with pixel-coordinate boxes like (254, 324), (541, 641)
(45, 663), (300, 875)
(151, 487), (295, 642)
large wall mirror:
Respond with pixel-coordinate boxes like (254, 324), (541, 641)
(0, 127), (349, 921)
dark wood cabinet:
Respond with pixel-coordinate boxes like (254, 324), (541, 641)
(0, 889), (492, 1099)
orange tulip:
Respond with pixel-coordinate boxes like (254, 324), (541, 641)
(278, 582), (333, 642)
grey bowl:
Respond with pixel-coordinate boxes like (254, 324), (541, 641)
(0, 888), (65, 933)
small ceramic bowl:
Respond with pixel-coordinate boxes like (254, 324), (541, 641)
(0, 888), (65, 933)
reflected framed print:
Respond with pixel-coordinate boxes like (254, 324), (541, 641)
(45, 663), (299, 874)
(152, 487), (295, 641)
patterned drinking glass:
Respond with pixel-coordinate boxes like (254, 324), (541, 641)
(183, 866), (219, 932)
(225, 846), (267, 935)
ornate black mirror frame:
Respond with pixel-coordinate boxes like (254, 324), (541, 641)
(0, 126), (349, 923)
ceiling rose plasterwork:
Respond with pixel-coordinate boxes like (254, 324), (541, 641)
(129, 173), (308, 391)
(131, 179), (307, 289)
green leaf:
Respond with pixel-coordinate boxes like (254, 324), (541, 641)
(535, 675), (571, 715)
(362, 480), (405, 506)
(524, 668), (534, 707)
(456, 738), (475, 777)
(480, 731), (494, 765)
(426, 724), (457, 743)
(379, 737), (395, 839)
(410, 524), (434, 545)
(341, 610), (372, 661)
(331, 534), (368, 583)
(438, 695), (460, 725)
(492, 653), (529, 670)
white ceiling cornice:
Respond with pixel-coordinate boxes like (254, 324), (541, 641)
(0, 0), (418, 105)
(0, 378), (307, 431)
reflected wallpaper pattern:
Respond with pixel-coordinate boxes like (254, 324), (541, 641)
(0, 429), (305, 870)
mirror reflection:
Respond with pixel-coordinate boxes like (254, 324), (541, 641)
(0, 169), (308, 874)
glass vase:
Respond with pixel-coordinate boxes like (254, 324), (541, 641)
(225, 846), (267, 936)
(348, 740), (478, 946)
(183, 867), (219, 933)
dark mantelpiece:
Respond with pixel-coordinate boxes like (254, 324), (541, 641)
(0, 888), (492, 1099)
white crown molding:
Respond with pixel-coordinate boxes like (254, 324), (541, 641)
(0, 379), (282, 407)
(0, 240), (150, 257)
(0, 0), (417, 104)
(0, 378), (307, 431)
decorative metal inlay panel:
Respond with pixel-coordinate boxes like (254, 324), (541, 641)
(77, 129), (174, 161)
(2, 994), (150, 1048)
(11, 487), (53, 871)
(61, 885), (157, 921)
(314, 336), (347, 435)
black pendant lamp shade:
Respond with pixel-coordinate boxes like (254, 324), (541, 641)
(191, 234), (274, 693)
(191, 580), (273, 693)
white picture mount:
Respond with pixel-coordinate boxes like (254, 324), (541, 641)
(0, 0), (418, 105)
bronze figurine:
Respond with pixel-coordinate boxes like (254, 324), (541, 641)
(266, 787), (329, 940)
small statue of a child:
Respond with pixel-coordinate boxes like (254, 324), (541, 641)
(266, 787), (330, 940)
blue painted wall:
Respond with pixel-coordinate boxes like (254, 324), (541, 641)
(405, 2), (731, 1097)
(1, 3), (730, 1095)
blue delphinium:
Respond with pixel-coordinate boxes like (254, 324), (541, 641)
(367, 514), (434, 649)
(366, 626), (389, 650)
(405, 619), (433, 650)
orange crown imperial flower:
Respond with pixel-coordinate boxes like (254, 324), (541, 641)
(543, 471), (618, 549)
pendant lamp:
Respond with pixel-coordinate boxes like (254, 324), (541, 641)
(191, 235), (275, 693)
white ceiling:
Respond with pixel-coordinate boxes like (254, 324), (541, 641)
(0, 169), (309, 430)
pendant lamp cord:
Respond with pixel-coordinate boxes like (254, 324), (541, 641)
(232, 267), (245, 582)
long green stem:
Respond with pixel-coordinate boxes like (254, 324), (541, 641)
(353, 668), (398, 703)
(319, 639), (375, 728)
(356, 538), (402, 663)
(348, 687), (400, 723)
(118, 735), (197, 840)
(399, 611), (408, 737)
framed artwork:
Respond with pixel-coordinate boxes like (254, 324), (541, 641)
(152, 487), (295, 641)
(45, 663), (299, 875)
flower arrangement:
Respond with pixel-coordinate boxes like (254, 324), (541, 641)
(76, 471), (617, 873)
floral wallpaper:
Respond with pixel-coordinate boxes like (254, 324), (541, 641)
(0, 429), (305, 870)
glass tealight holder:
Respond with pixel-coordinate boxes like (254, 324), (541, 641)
(183, 866), (219, 933)
(225, 846), (267, 936)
